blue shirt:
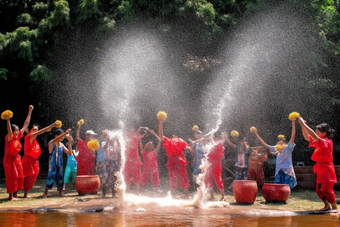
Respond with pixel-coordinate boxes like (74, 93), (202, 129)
(66, 153), (77, 167)
(96, 139), (106, 162)
(192, 143), (205, 168)
(234, 145), (250, 168)
(270, 142), (295, 176)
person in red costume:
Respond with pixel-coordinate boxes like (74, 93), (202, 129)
(3, 105), (33, 200)
(139, 129), (162, 192)
(158, 118), (192, 198)
(123, 126), (146, 194)
(204, 132), (226, 201)
(22, 121), (58, 198)
(298, 117), (338, 213)
(75, 122), (97, 176)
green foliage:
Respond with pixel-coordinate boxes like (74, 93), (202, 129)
(196, 2), (216, 23)
(16, 13), (36, 27)
(30, 65), (57, 82)
(217, 14), (235, 28)
(18, 41), (33, 62)
(50, 0), (71, 27)
(0, 0), (340, 84)
(5, 27), (36, 60)
(0, 33), (8, 52)
(32, 2), (49, 20)
(117, 1), (136, 18)
(97, 16), (116, 32)
(80, 0), (102, 21)
(0, 68), (9, 80)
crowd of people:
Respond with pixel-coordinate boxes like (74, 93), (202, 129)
(1, 106), (338, 212)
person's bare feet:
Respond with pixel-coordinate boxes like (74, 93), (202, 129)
(328, 209), (339, 213)
(207, 196), (215, 201)
(23, 195), (31, 198)
(170, 190), (176, 198)
(8, 197), (19, 201)
(220, 196), (226, 201)
(319, 205), (331, 211)
(40, 194), (47, 198)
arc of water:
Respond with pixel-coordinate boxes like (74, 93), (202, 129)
(193, 79), (233, 207)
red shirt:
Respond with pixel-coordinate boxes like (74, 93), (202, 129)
(124, 135), (143, 166)
(309, 135), (337, 184)
(4, 131), (24, 178)
(24, 133), (41, 159)
(207, 143), (225, 165)
(142, 150), (158, 170)
(163, 137), (189, 166)
(163, 137), (189, 156)
(76, 139), (96, 175)
(5, 131), (23, 157)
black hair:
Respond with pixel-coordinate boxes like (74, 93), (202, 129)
(240, 137), (248, 142)
(277, 137), (287, 142)
(28, 124), (40, 131)
(55, 128), (64, 136)
(316, 123), (335, 139)
(11, 124), (19, 132)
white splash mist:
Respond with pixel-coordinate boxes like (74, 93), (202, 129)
(192, 83), (232, 207)
(105, 128), (126, 206)
(98, 26), (184, 124)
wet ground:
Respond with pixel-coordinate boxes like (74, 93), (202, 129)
(0, 178), (340, 226)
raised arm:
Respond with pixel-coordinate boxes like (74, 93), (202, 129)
(137, 127), (148, 139)
(49, 129), (71, 154)
(20, 105), (33, 134)
(158, 119), (164, 140)
(184, 146), (193, 153)
(6, 118), (13, 142)
(138, 137), (144, 155)
(252, 128), (270, 149)
(298, 117), (316, 141)
(64, 133), (74, 155)
(76, 122), (81, 141)
(150, 129), (162, 154)
(31, 122), (57, 142)
(103, 135), (110, 152)
(289, 120), (296, 145)
(224, 134), (236, 149)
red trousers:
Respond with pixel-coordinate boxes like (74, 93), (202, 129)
(123, 161), (142, 187)
(5, 176), (24, 194)
(316, 182), (336, 204)
(167, 160), (190, 190)
(3, 155), (24, 193)
(247, 168), (265, 187)
(204, 163), (224, 190)
(22, 155), (40, 192)
(141, 167), (160, 187)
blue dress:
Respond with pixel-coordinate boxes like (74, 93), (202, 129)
(192, 143), (205, 175)
(46, 143), (64, 190)
(269, 143), (297, 189)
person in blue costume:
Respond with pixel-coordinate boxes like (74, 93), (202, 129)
(95, 130), (108, 195)
(63, 148), (78, 189)
(225, 134), (250, 180)
(253, 120), (297, 189)
(41, 129), (73, 198)
(188, 130), (205, 185)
